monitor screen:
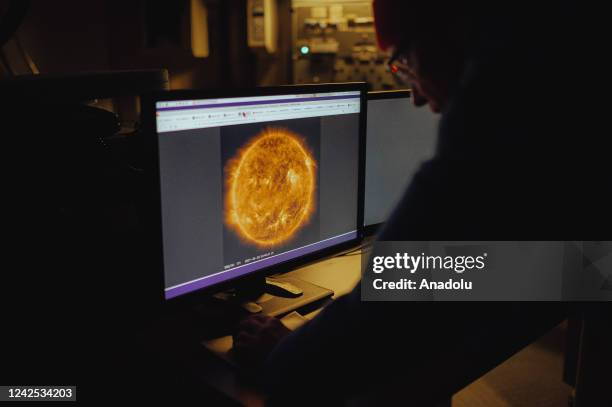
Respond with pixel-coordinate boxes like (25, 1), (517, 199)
(365, 92), (439, 229)
(154, 88), (363, 299)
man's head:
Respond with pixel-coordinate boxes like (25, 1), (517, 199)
(374, 1), (471, 113)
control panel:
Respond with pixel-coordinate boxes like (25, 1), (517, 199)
(292, 1), (396, 90)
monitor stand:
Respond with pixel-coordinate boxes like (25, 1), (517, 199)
(214, 275), (334, 318)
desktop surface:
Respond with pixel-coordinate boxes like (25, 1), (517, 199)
(198, 249), (363, 405)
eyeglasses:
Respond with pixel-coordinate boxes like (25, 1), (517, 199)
(388, 49), (418, 86)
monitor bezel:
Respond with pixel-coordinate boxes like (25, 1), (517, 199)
(142, 82), (368, 304)
(364, 89), (412, 237)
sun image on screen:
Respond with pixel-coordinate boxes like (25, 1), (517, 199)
(225, 127), (317, 247)
(221, 119), (321, 269)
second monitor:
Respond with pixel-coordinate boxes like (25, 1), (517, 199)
(365, 90), (439, 234)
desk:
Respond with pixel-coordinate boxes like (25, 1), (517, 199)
(196, 250), (362, 406)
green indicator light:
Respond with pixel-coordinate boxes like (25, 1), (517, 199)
(300, 45), (310, 55)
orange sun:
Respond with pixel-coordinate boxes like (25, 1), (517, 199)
(225, 127), (317, 247)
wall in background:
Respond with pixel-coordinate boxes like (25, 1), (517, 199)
(1, 0), (260, 89)
(2, 0), (386, 90)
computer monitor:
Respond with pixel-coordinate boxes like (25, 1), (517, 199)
(144, 84), (366, 300)
(364, 90), (439, 234)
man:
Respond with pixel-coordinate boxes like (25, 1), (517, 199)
(233, 1), (605, 404)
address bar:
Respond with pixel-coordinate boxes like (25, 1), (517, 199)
(157, 99), (360, 132)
